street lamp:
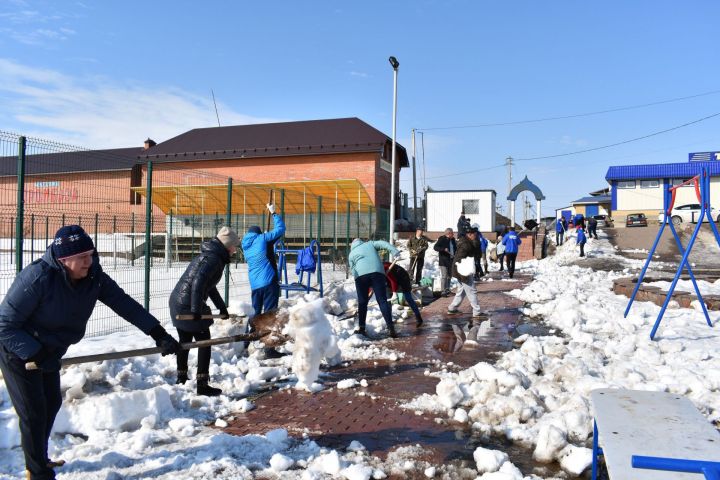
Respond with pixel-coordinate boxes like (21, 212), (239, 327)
(388, 56), (399, 243)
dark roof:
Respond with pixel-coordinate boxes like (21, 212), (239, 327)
(606, 161), (720, 181)
(0, 147), (143, 176)
(140, 117), (410, 167)
(572, 195), (611, 205)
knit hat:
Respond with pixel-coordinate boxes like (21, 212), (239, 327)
(52, 225), (94, 259)
(216, 226), (240, 248)
(247, 225), (262, 235)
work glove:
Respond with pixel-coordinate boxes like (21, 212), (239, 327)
(219, 307), (230, 320)
(392, 251), (401, 260)
(149, 326), (182, 356)
(267, 203), (276, 214)
(27, 347), (61, 372)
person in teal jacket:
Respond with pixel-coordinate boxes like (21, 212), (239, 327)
(241, 203), (286, 315)
(348, 239), (399, 338)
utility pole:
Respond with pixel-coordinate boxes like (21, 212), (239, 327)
(506, 156), (514, 224)
(411, 128), (418, 226)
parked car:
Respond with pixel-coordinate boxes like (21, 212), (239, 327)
(592, 214), (608, 227)
(657, 203), (720, 225)
(626, 213), (648, 227)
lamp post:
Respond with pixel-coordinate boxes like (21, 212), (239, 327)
(388, 55), (399, 243)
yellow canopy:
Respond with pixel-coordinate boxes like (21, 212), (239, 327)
(132, 178), (375, 215)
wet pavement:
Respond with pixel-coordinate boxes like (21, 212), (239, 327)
(224, 272), (565, 478)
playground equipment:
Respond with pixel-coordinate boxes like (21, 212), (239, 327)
(624, 166), (720, 339)
(275, 239), (324, 298)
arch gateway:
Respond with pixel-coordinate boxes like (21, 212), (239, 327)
(507, 176), (545, 225)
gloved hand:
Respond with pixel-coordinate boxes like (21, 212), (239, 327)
(191, 312), (202, 322)
(149, 326), (182, 356)
(219, 308), (230, 320)
(28, 347), (61, 372)
(392, 251), (401, 260)
(267, 203), (276, 214)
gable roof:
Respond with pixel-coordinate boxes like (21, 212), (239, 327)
(139, 117), (409, 167)
(572, 195), (611, 205)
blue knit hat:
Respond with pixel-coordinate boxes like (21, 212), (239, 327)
(52, 225), (94, 259)
(248, 225), (261, 234)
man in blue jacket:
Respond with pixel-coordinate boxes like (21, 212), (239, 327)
(501, 226), (522, 278)
(576, 225), (587, 257)
(555, 217), (565, 246)
(348, 238), (399, 338)
(170, 226), (239, 396)
(242, 204), (286, 317)
(0, 225), (180, 480)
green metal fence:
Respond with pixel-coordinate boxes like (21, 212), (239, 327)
(0, 131), (389, 336)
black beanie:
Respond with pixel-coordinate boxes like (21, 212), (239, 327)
(52, 225), (95, 259)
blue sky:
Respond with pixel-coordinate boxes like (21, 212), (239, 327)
(1, 1), (720, 217)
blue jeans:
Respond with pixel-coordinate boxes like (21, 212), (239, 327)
(355, 272), (394, 330)
(0, 345), (62, 480)
(251, 282), (280, 316)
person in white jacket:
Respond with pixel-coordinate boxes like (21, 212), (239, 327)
(496, 234), (506, 271)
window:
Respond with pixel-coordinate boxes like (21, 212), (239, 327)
(130, 164), (142, 205)
(671, 178), (694, 187)
(617, 180), (636, 189)
(640, 179), (659, 188)
(462, 199), (479, 214)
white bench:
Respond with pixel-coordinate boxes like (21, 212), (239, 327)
(591, 389), (720, 479)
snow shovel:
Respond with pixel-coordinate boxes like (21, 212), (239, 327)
(25, 331), (269, 371)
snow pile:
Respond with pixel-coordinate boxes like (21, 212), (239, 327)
(403, 234), (720, 477)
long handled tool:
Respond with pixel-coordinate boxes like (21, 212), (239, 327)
(25, 331), (268, 370)
(175, 313), (240, 321)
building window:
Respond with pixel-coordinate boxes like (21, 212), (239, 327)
(640, 179), (659, 189)
(462, 199), (479, 214)
(130, 164), (142, 205)
(671, 178), (693, 187)
(617, 180), (636, 189)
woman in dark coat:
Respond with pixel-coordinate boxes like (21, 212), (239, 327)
(169, 226), (239, 396)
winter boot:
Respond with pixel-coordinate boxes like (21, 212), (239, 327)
(176, 370), (188, 385)
(353, 327), (367, 336)
(196, 374), (222, 397)
(388, 325), (398, 338)
(47, 459), (66, 468)
(415, 315), (424, 327)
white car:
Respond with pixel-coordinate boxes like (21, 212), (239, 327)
(658, 203), (720, 225)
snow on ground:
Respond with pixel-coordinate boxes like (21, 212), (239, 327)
(647, 277), (720, 296)
(402, 231), (720, 477)
(5, 231), (718, 478)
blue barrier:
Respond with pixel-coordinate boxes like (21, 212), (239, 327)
(275, 239), (324, 298)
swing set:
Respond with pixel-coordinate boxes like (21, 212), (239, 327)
(624, 166), (720, 339)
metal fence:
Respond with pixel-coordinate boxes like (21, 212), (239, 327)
(0, 131), (389, 336)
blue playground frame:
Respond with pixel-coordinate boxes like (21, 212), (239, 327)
(633, 455), (720, 480)
(275, 239), (324, 298)
(624, 166), (720, 339)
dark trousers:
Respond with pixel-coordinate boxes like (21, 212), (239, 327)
(400, 287), (422, 319)
(498, 253), (505, 271)
(556, 231), (564, 245)
(355, 272), (394, 330)
(410, 254), (424, 284)
(588, 226), (597, 239)
(176, 329), (211, 376)
(251, 282), (280, 316)
(580, 243), (586, 257)
(0, 345), (62, 480)
(506, 252), (518, 278)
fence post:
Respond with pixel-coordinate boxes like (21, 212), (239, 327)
(309, 213), (313, 241)
(225, 177), (233, 305)
(44, 216), (49, 250)
(168, 209), (173, 269)
(346, 200), (351, 263)
(191, 213), (196, 256)
(113, 216), (117, 270)
(15, 136), (26, 273)
(280, 189), (285, 242)
(131, 212), (135, 267)
(94, 213), (99, 249)
(317, 196), (322, 244)
(368, 206), (372, 239)
(10, 217), (14, 265)
(30, 214), (35, 261)
(144, 161), (153, 311)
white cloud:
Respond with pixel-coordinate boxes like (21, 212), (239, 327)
(0, 58), (284, 148)
(349, 70), (369, 78)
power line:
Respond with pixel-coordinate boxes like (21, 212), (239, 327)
(514, 110), (720, 161)
(417, 88), (720, 131)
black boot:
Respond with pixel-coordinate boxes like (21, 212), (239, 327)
(415, 315), (423, 327)
(196, 374), (222, 396)
(388, 325), (398, 338)
(354, 327), (367, 336)
(176, 370), (188, 385)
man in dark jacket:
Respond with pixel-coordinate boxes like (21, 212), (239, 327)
(433, 228), (456, 296)
(457, 213), (471, 238)
(447, 227), (483, 321)
(169, 226), (239, 396)
(0, 225), (180, 480)
(587, 216), (598, 240)
(407, 227), (429, 285)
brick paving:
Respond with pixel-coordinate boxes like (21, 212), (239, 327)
(224, 272), (543, 475)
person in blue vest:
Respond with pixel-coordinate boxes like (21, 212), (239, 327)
(170, 226), (239, 396)
(0, 225), (180, 480)
(501, 226), (522, 278)
(478, 229), (489, 274)
(573, 212), (585, 229)
(576, 225), (587, 257)
(242, 203), (286, 316)
(555, 217), (566, 246)
(348, 239), (400, 338)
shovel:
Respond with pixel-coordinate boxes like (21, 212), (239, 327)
(175, 313), (240, 321)
(26, 331), (268, 371)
